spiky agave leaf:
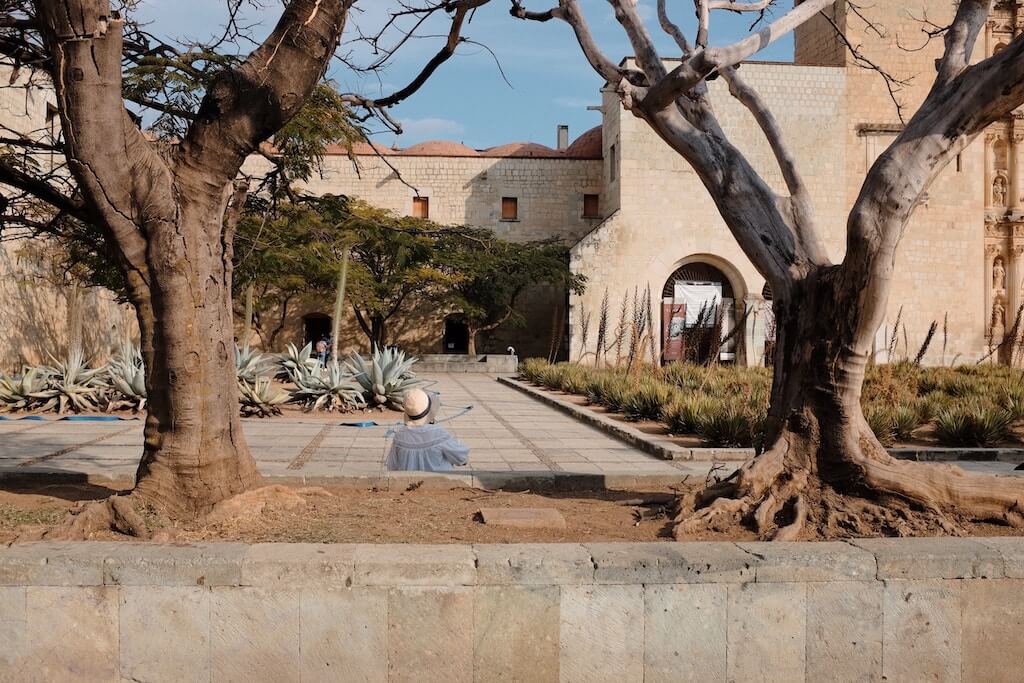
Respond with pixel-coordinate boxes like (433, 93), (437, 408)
(235, 344), (275, 384)
(291, 361), (366, 412)
(32, 348), (108, 413)
(0, 368), (47, 411)
(107, 343), (147, 412)
(276, 342), (320, 381)
(343, 345), (420, 410)
(239, 377), (291, 417)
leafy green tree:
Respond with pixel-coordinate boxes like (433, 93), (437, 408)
(438, 231), (586, 355)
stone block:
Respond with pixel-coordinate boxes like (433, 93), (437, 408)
(478, 507), (566, 529)
(643, 584), (726, 683)
(588, 542), (754, 584)
(388, 587), (473, 683)
(852, 537), (1002, 579)
(0, 542), (104, 586)
(882, 579), (961, 682)
(0, 586), (26, 674)
(962, 579), (1024, 683)
(559, 585), (644, 683)
(210, 586), (300, 682)
(241, 543), (356, 587)
(806, 581), (883, 682)
(474, 544), (594, 585)
(726, 582), (806, 683)
(354, 544), (476, 586)
(24, 586), (118, 682)
(978, 537), (1024, 578)
(104, 543), (245, 586)
(119, 586), (210, 683)
(300, 588), (387, 682)
(473, 585), (559, 682)
(737, 541), (876, 582)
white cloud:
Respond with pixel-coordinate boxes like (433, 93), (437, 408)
(398, 117), (466, 141)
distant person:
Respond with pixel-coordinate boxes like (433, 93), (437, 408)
(315, 337), (328, 367)
(386, 388), (470, 472)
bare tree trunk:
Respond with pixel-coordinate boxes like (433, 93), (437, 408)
(679, 268), (1024, 539)
(467, 328), (478, 356)
(130, 187), (260, 516)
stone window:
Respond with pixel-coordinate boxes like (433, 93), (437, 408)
(610, 144), (617, 182)
(412, 196), (429, 219)
(583, 194), (600, 218)
(501, 197), (518, 221)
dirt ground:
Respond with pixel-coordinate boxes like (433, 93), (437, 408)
(3, 479), (1023, 544)
(0, 480), (692, 544)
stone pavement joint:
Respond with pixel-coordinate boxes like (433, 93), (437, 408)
(17, 425), (137, 467)
(446, 374), (564, 472)
(287, 423), (333, 470)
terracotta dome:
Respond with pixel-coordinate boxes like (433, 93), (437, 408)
(481, 142), (562, 158)
(326, 141), (394, 156)
(399, 140), (480, 157)
(564, 125), (603, 159)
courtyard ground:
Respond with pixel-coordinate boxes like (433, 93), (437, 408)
(2, 374), (1023, 542)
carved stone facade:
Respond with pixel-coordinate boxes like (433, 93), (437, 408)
(982, 2), (1024, 362)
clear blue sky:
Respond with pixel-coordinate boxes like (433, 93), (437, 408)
(135, 0), (794, 149)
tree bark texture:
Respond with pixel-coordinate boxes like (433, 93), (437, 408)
(35, 0), (348, 519)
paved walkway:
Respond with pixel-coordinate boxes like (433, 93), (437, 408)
(0, 374), (705, 485)
(1, 373), (1020, 487)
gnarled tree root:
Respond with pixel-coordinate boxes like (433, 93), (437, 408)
(674, 437), (1024, 541)
(20, 493), (154, 542)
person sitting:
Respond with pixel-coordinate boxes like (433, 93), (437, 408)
(386, 388), (469, 472)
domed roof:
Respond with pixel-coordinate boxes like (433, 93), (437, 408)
(564, 125), (603, 159)
(330, 141), (394, 156)
(482, 142), (562, 158)
(399, 140), (480, 157)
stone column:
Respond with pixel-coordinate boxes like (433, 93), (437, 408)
(1011, 126), (1019, 214)
(985, 245), (1002, 344)
(985, 134), (996, 210)
(742, 294), (768, 368)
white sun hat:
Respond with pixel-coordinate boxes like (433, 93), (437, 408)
(403, 388), (433, 426)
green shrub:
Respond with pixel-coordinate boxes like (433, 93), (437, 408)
(864, 405), (896, 447)
(934, 402), (1013, 447)
(663, 395), (716, 435)
(892, 405), (921, 442)
(695, 401), (760, 447)
(519, 358), (550, 384)
(622, 381), (675, 422)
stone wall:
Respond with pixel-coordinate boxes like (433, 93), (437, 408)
(1, 538), (1021, 681)
(569, 62), (849, 365)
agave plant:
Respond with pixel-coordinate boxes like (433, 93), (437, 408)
(344, 346), (420, 410)
(32, 348), (108, 413)
(292, 361), (366, 412)
(239, 377), (291, 418)
(276, 342), (320, 382)
(235, 343), (275, 384)
(107, 344), (147, 412)
(0, 368), (47, 411)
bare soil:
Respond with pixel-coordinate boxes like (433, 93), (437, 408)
(3, 479), (1022, 543)
(0, 480), (687, 544)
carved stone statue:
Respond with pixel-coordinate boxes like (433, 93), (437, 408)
(993, 255), (1007, 290)
(993, 299), (1007, 331)
(994, 175), (1008, 207)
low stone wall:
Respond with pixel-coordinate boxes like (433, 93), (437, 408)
(418, 354), (518, 374)
(501, 376), (1024, 464)
(1, 538), (1022, 681)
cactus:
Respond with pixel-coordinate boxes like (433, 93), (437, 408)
(344, 346), (420, 410)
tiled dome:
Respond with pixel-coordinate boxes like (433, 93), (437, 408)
(564, 125), (602, 159)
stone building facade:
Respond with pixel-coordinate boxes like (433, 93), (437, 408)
(0, 0), (1017, 369)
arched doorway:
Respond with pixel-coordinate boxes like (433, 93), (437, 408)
(661, 260), (740, 364)
(303, 313), (332, 347)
